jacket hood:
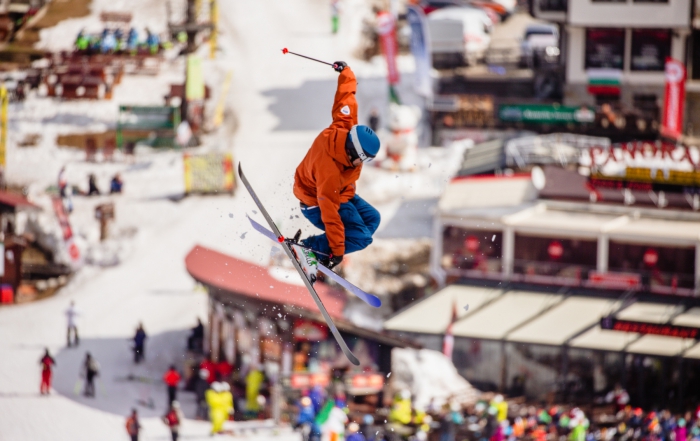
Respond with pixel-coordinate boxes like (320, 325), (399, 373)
(328, 128), (353, 168)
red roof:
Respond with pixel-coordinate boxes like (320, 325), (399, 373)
(185, 245), (346, 320)
(0, 191), (40, 210)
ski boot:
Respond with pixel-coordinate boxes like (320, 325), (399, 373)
(289, 230), (318, 284)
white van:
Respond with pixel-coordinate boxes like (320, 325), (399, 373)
(428, 7), (493, 68)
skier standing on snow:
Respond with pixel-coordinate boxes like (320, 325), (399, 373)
(39, 348), (56, 395)
(291, 61), (381, 283)
(65, 301), (79, 347)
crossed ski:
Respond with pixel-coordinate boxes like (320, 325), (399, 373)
(238, 163), (382, 365)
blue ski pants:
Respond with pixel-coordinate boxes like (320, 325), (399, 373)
(300, 194), (380, 257)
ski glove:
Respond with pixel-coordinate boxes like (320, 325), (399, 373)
(327, 254), (343, 269)
(332, 61), (347, 73)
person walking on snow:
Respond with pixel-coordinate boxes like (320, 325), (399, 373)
(39, 348), (56, 395)
(82, 352), (99, 397)
(126, 408), (141, 441)
(132, 323), (147, 363)
(163, 365), (181, 405)
(162, 400), (185, 441)
(65, 301), (79, 347)
(291, 61), (381, 283)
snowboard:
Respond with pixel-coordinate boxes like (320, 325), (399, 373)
(246, 215), (381, 308)
(238, 163), (360, 365)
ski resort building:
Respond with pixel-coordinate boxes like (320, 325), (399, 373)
(184, 245), (413, 417)
(386, 140), (700, 410)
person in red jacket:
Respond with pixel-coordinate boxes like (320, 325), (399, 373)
(199, 357), (216, 384)
(163, 365), (181, 405)
(39, 348), (56, 395)
(291, 61), (381, 283)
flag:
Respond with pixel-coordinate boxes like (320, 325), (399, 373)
(661, 58), (686, 140)
(406, 6), (432, 98)
(443, 300), (458, 359)
(377, 11), (400, 85)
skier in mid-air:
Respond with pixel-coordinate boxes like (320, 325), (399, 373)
(290, 60), (381, 283)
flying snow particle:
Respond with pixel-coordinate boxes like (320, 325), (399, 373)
(387, 372), (391, 378)
(464, 304), (469, 311)
(253, 210), (258, 214)
(492, 235), (496, 242)
(290, 216), (293, 220)
(240, 232), (247, 239)
(429, 163), (432, 168)
(229, 213), (233, 218)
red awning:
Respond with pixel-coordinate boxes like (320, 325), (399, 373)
(185, 245), (346, 319)
(0, 191), (40, 210)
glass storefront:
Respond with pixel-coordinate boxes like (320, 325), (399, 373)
(442, 226), (503, 277)
(608, 242), (695, 293)
(585, 28), (625, 69)
(631, 29), (672, 71)
(514, 235), (597, 285)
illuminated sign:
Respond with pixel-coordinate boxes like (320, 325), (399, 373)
(600, 316), (700, 339)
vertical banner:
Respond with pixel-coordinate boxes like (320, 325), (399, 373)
(661, 58), (686, 139)
(186, 55), (205, 101)
(51, 197), (82, 267)
(406, 6), (431, 98)
(377, 11), (400, 85)
(209, 0), (218, 59)
(0, 84), (7, 167)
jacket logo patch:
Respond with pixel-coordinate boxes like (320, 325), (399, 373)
(340, 105), (350, 115)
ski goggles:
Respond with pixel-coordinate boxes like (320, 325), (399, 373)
(348, 127), (375, 163)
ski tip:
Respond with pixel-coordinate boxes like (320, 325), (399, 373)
(368, 296), (382, 308)
(277, 236), (285, 243)
(237, 162), (243, 177)
(282, 47), (288, 54)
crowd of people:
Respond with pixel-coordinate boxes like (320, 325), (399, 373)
(74, 27), (163, 55)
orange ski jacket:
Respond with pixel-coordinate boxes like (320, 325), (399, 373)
(293, 68), (360, 256)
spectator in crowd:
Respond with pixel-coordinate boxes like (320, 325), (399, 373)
(206, 381), (234, 435)
(162, 401), (184, 441)
(199, 356), (216, 384)
(132, 323), (147, 364)
(346, 422), (365, 441)
(65, 301), (79, 347)
(58, 166), (68, 198)
(39, 348), (56, 395)
(125, 408), (141, 441)
(110, 173), (123, 194)
(194, 369), (210, 420)
(216, 358), (233, 382)
(82, 352), (99, 397)
(296, 396), (317, 441)
(187, 318), (204, 352)
(87, 173), (100, 196)
(163, 364), (181, 405)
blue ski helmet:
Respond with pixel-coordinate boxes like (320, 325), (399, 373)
(348, 125), (380, 163)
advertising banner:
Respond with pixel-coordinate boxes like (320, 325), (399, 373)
(406, 6), (431, 97)
(183, 152), (235, 194)
(661, 58), (686, 140)
(377, 11), (400, 85)
(499, 104), (595, 124)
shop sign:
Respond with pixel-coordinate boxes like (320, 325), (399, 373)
(293, 319), (328, 342)
(601, 316), (700, 339)
(346, 373), (385, 394)
(587, 142), (700, 187)
(547, 241), (563, 259)
(499, 104), (595, 124)
(289, 372), (330, 389)
(643, 248), (659, 267)
(587, 271), (641, 289)
(261, 337), (282, 361)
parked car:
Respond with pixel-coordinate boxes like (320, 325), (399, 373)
(428, 7), (493, 68)
(519, 23), (559, 68)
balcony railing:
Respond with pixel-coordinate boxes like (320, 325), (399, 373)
(442, 257), (697, 295)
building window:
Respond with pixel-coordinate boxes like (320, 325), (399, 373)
(538, 0), (568, 11)
(585, 28), (626, 70)
(631, 29), (672, 71)
(591, 0), (626, 2)
(608, 242), (695, 292)
(633, 0), (669, 3)
(514, 235), (597, 284)
(441, 226), (502, 277)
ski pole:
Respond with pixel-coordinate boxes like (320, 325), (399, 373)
(281, 48), (333, 67)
